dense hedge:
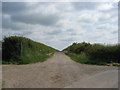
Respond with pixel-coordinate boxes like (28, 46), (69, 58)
(63, 42), (120, 64)
(2, 36), (57, 64)
(0, 49), (1, 63)
(85, 44), (120, 63)
(2, 36), (21, 62)
(64, 42), (91, 54)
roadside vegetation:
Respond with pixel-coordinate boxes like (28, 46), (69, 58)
(2, 36), (57, 64)
(63, 42), (120, 66)
(0, 41), (2, 64)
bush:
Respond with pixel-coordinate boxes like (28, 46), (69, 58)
(64, 42), (120, 65)
(85, 44), (120, 63)
(2, 36), (21, 63)
(66, 52), (90, 64)
(64, 42), (91, 54)
(2, 36), (57, 64)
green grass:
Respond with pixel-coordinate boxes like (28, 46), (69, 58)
(66, 52), (114, 66)
(2, 36), (58, 64)
(64, 42), (120, 66)
(66, 52), (89, 64)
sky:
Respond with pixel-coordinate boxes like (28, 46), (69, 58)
(2, 1), (118, 50)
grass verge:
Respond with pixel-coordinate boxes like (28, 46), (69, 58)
(2, 36), (58, 64)
(66, 52), (120, 66)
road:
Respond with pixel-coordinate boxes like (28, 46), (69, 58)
(2, 52), (118, 88)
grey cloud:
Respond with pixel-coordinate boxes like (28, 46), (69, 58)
(71, 33), (77, 35)
(2, 15), (23, 30)
(2, 2), (28, 30)
(2, 14), (25, 30)
(96, 25), (105, 30)
(0, 4), (2, 29)
(2, 2), (118, 50)
(66, 29), (77, 35)
(112, 31), (117, 34)
(72, 2), (99, 10)
(46, 30), (62, 35)
(61, 37), (75, 42)
(2, 2), (60, 29)
(67, 29), (74, 32)
(11, 13), (60, 26)
(2, 2), (27, 14)
(12, 31), (32, 36)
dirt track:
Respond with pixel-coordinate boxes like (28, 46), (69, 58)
(2, 52), (118, 88)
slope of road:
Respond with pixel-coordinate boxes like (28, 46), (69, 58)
(2, 52), (118, 88)
(65, 70), (118, 88)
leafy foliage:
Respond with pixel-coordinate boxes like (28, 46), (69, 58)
(2, 36), (57, 64)
(64, 42), (91, 54)
(64, 42), (120, 65)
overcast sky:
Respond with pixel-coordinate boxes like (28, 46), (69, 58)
(2, 2), (118, 50)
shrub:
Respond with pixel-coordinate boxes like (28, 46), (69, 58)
(85, 44), (120, 63)
(64, 42), (120, 65)
(2, 36), (57, 64)
(64, 42), (91, 54)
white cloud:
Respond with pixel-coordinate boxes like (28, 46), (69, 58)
(96, 23), (118, 32)
(2, 2), (118, 50)
(97, 3), (114, 11)
(78, 13), (98, 24)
